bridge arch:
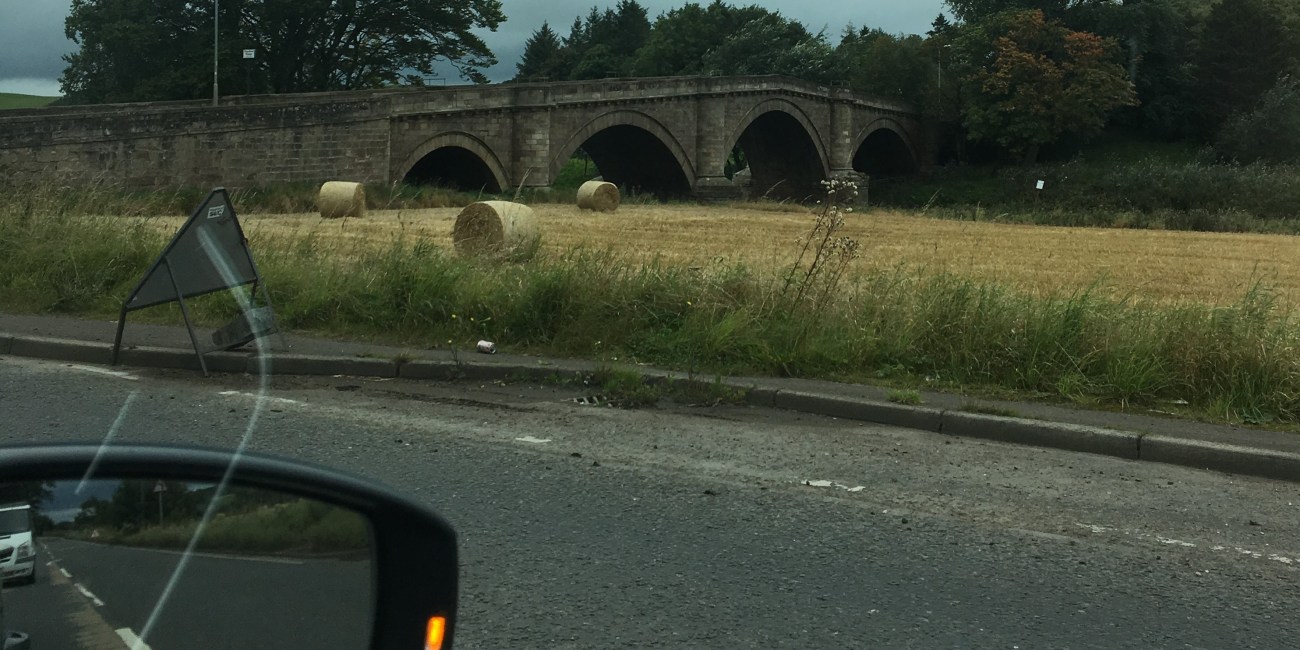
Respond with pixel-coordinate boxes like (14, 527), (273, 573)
(727, 99), (830, 200)
(399, 131), (509, 193)
(552, 110), (695, 197)
(851, 118), (919, 177)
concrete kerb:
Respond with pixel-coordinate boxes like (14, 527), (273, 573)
(397, 359), (464, 381)
(773, 390), (944, 433)
(940, 411), (1141, 460)
(265, 354), (398, 378)
(9, 336), (113, 365)
(1140, 435), (1300, 483)
(118, 346), (249, 374)
(7, 332), (1300, 483)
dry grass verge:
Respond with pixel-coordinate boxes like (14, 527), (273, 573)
(124, 203), (1300, 307)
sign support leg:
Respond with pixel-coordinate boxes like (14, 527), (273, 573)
(111, 303), (130, 366)
(164, 259), (209, 377)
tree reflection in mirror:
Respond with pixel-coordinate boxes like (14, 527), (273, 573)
(0, 480), (373, 650)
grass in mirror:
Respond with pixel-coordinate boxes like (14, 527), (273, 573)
(4, 181), (1300, 426)
(49, 485), (369, 556)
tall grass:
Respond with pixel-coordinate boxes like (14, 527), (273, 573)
(4, 183), (1300, 425)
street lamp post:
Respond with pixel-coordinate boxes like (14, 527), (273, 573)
(212, 0), (220, 106)
(938, 44), (951, 92)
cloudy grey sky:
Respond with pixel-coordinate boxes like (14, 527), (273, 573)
(0, 1), (947, 96)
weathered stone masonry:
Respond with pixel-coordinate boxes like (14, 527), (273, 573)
(0, 76), (926, 199)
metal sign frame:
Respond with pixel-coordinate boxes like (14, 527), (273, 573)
(111, 188), (281, 376)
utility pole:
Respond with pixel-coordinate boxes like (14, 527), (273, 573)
(212, 0), (220, 106)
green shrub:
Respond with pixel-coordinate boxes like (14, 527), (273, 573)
(876, 144), (1300, 230)
(1216, 75), (1300, 164)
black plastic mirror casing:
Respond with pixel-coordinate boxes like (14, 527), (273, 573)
(0, 444), (457, 649)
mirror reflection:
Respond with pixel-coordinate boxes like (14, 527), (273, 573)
(1, 480), (373, 649)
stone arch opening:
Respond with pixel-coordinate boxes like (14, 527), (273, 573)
(399, 132), (508, 193)
(853, 124), (918, 178)
(555, 112), (693, 199)
(581, 125), (692, 198)
(404, 146), (502, 193)
(729, 108), (828, 201)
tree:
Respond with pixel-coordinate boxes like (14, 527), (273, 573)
(954, 10), (1137, 162)
(515, 22), (564, 81)
(944, 0), (1100, 24)
(1193, 0), (1298, 134)
(0, 482), (52, 508)
(60, 0), (505, 103)
(836, 28), (932, 108)
(699, 12), (836, 81)
(1215, 75), (1300, 163)
(632, 2), (774, 77)
(1063, 0), (1201, 139)
(60, 0), (217, 103)
(929, 13), (957, 38)
(558, 2), (651, 80)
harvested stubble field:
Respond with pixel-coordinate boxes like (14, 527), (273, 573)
(135, 203), (1300, 307)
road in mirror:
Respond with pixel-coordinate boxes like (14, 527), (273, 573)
(0, 480), (373, 649)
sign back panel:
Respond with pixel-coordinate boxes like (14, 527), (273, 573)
(126, 189), (258, 310)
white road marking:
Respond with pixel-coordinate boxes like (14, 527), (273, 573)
(1076, 523), (1113, 534)
(59, 568), (71, 578)
(515, 436), (552, 444)
(1077, 522), (1299, 568)
(116, 628), (153, 650)
(803, 480), (867, 493)
(66, 365), (139, 381)
(217, 390), (302, 405)
(76, 583), (105, 606)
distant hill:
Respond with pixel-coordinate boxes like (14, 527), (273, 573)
(0, 93), (59, 110)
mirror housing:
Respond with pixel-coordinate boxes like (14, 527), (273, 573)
(0, 444), (457, 650)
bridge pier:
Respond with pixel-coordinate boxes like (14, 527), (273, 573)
(692, 176), (742, 201)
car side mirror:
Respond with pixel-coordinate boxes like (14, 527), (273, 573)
(0, 444), (457, 650)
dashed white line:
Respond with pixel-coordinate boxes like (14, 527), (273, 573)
(59, 567), (71, 578)
(75, 582), (105, 606)
(116, 628), (153, 650)
(66, 365), (139, 381)
(515, 436), (552, 444)
(1077, 522), (1299, 567)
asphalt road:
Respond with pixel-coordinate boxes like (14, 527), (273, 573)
(3, 355), (1300, 648)
(5, 537), (369, 650)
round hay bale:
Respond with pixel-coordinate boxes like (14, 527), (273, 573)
(453, 201), (540, 260)
(577, 181), (620, 213)
(318, 181), (367, 219)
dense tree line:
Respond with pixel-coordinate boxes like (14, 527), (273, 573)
(57, 0), (1298, 164)
(60, 0), (505, 103)
(517, 0), (1300, 163)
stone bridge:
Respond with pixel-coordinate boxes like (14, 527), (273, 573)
(0, 75), (927, 200)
